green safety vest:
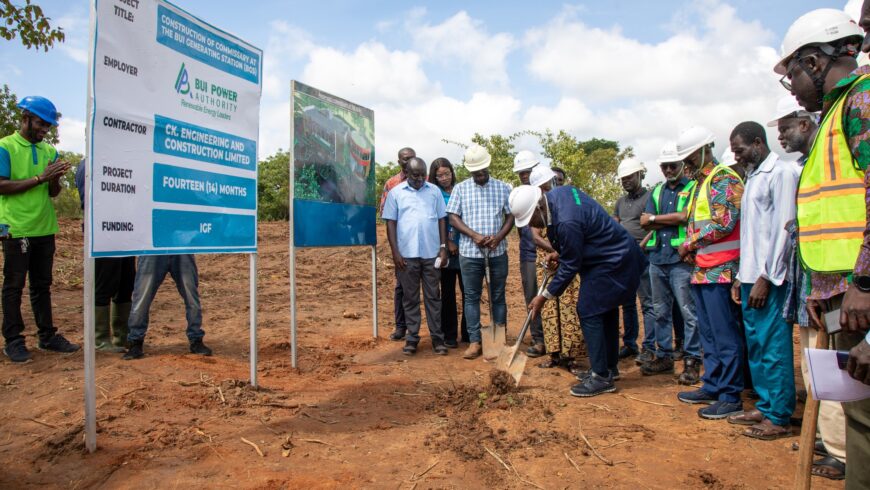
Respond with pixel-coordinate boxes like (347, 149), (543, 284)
(688, 165), (743, 268)
(646, 180), (696, 249)
(796, 74), (868, 273)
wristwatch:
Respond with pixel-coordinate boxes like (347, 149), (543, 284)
(854, 275), (870, 292)
(649, 215), (656, 223)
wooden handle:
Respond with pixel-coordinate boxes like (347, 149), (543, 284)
(794, 328), (830, 490)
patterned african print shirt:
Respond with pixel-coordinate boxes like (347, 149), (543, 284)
(685, 160), (744, 285)
(808, 65), (870, 300)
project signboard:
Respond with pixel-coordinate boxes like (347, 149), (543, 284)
(291, 81), (376, 247)
(87, 0), (262, 257)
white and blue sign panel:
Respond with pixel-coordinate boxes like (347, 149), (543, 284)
(87, 0), (261, 257)
(291, 81), (376, 247)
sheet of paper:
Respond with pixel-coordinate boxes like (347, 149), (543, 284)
(806, 348), (870, 402)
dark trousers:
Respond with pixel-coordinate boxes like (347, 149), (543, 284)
(673, 302), (685, 343)
(520, 260), (544, 344)
(580, 307), (620, 377)
(692, 284), (744, 403)
(393, 271), (406, 332)
(2, 235), (57, 344)
(440, 266), (467, 344)
(95, 257), (136, 306)
(396, 258), (444, 346)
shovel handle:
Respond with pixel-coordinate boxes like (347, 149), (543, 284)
(508, 269), (553, 365)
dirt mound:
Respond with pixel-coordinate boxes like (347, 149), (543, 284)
(487, 369), (517, 395)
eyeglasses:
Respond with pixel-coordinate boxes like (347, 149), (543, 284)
(779, 74), (792, 92)
(660, 163), (681, 171)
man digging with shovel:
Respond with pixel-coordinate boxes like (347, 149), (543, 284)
(510, 184), (647, 397)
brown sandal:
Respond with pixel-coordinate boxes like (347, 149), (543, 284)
(727, 409), (763, 426)
(743, 419), (792, 441)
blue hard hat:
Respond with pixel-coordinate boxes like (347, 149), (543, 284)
(17, 96), (59, 126)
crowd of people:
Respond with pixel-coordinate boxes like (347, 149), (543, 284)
(379, 7), (870, 487)
(1, 4), (870, 489)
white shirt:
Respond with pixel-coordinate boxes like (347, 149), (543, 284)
(737, 152), (800, 286)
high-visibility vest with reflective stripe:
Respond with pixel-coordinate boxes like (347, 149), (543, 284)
(797, 74), (868, 273)
(646, 180), (697, 249)
(688, 165), (743, 268)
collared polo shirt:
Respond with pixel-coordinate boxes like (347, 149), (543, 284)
(0, 132), (59, 238)
(382, 181), (446, 259)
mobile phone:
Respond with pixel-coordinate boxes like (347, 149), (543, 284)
(823, 308), (842, 335)
(836, 350), (850, 370)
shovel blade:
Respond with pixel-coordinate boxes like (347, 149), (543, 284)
(495, 346), (528, 386)
(481, 324), (506, 360)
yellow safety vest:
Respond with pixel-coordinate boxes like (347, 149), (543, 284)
(688, 165), (743, 268)
(797, 74), (868, 273)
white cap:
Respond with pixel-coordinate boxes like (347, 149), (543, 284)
(656, 141), (682, 164)
(774, 8), (863, 75)
(675, 126), (715, 160)
(617, 158), (646, 179)
(513, 150), (540, 172)
(463, 144), (491, 172)
(767, 95), (810, 127)
(529, 165), (556, 187)
(720, 146), (738, 167)
(509, 185), (543, 228)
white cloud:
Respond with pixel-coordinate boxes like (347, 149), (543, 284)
(57, 117), (86, 155)
(411, 11), (515, 89)
(56, 10), (90, 65)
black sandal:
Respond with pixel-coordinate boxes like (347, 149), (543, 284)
(811, 456), (846, 481)
(538, 355), (563, 369)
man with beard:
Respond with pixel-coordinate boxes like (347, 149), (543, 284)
(380, 147), (416, 342)
(639, 142), (702, 383)
(778, 6), (870, 486)
(0, 96), (79, 362)
(726, 122), (799, 441)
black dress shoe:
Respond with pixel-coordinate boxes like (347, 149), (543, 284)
(389, 330), (406, 341)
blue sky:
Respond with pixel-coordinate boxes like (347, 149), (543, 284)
(0, 0), (859, 182)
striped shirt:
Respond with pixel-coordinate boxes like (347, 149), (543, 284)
(446, 177), (512, 258)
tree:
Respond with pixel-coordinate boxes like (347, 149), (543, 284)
(1, 84), (60, 144)
(257, 150), (289, 221)
(1, 0), (64, 51)
(53, 150), (82, 219)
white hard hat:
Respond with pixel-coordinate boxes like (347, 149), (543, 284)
(675, 126), (715, 160)
(513, 150), (540, 172)
(656, 141), (682, 164)
(720, 146), (738, 167)
(774, 9), (863, 75)
(463, 144), (492, 172)
(509, 185), (543, 228)
(617, 158), (646, 179)
(529, 165), (556, 187)
(766, 95), (815, 126)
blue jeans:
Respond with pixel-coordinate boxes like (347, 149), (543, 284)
(692, 283), (744, 403)
(127, 255), (203, 343)
(459, 253), (508, 343)
(741, 283), (795, 426)
(622, 264), (654, 351)
(580, 307), (620, 377)
(649, 262), (701, 359)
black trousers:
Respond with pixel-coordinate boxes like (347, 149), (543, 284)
(393, 271), (406, 331)
(95, 257), (136, 306)
(440, 266), (467, 343)
(2, 235), (57, 344)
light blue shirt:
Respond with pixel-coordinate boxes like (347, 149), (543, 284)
(382, 181), (446, 259)
(445, 177), (512, 258)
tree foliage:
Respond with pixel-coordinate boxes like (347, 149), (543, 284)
(444, 130), (630, 210)
(53, 150), (82, 219)
(1, 0), (64, 51)
(257, 150), (289, 221)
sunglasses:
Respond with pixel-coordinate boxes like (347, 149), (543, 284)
(660, 163), (681, 171)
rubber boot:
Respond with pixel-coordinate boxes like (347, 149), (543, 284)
(94, 305), (120, 352)
(111, 302), (131, 350)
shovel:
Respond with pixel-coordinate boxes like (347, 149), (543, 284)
(495, 267), (553, 385)
(480, 248), (506, 360)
